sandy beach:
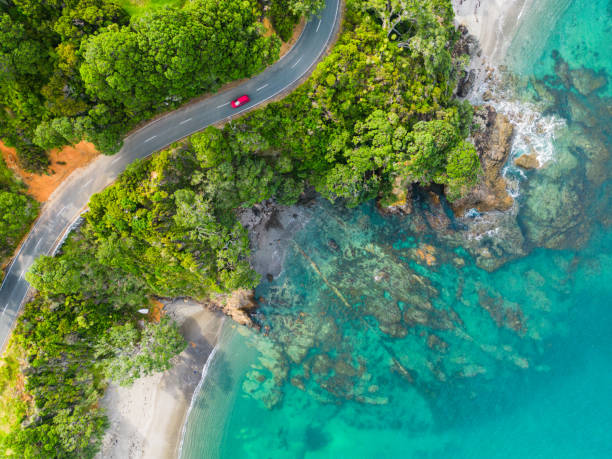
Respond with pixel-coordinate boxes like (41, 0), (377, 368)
(97, 300), (224, 459)
(453, 0), (531, 62)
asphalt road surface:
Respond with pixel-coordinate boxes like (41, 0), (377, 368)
(0, 0), (341, 350)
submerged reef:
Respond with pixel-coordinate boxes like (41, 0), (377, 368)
(226, 30), (611, 422)
(238, 196), (573, 413)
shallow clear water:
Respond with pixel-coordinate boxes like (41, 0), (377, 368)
(181, 1), (612, 457)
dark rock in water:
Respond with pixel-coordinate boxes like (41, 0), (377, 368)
(552, 50), (571, 89)
(304, 426), (330, 451)
(570, 67), (607, 96)
(327, 238), (339, 251)
(266, 273), (274, 282)
(514, 153), (540, 170)
(450, 106), (515, 217)
(530, 77), (557, 110)
(478, 290), (526, 335)
(450, 210), (527, 272)
(422, 190), (452, 234)
(427, 334), (449, 353)
(567, 92), (598, 127)
(457, 69), (476, 97)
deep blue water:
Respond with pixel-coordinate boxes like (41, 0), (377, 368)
(181, 1), (612, 457)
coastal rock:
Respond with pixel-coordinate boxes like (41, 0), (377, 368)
(378, 178), (414, 216)
(454, 211), (527, 271)
(212, 289), (258, 327)
(453, 25), (480, 58)
(514, 153), (540, 170)
(451, 106), (515, 217)
(239, 198), (312, 278)
(453, 26), (480, 98)
(457, 69), (476, 98)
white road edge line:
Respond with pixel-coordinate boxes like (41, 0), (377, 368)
(216, 102), (230, 109)
(111, 157), (121, 164)
(179, 118), (193, 125)
(290, 56), (303, 69)
(256, 84), (269, 92)
(316, 19), (322, 32)
(144, 135), (157, 143)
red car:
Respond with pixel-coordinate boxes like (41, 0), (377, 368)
(231, 94), (250, 108)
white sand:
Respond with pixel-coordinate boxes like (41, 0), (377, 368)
(453, 0), (532, 63)
(97, 301), (224, 459)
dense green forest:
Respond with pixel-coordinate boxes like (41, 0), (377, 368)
(0, 0), (318, 172)
(0, 159), (38, 277)
(0, 0), (316, 278)
(0, 0), (479, 456)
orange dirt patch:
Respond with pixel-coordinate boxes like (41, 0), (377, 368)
(262, 17), (275, 37)
(0, 140), (99, 202)
(148, 298), (165, 323)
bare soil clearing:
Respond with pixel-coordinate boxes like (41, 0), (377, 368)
(0, 140), (99, 202)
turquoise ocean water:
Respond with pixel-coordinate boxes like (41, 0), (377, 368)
(181, 1), (612, 457)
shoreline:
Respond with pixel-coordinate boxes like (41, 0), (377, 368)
(97, 3), (545, 458)
(97, 300), (224, 459)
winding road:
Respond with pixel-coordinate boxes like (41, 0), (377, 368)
(0, 0), (342, 350)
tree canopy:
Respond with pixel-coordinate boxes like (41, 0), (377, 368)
(0, 0), (282, 171)
(0, 158), (38, 273)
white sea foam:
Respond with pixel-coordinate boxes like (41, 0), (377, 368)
(453, 0), (567, 202)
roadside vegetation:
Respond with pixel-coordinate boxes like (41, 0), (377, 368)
(0, 159), (38, 280)
(0, 0), (290, 172)
(0, 0), (479, 457)
(0, 0), (315, 287)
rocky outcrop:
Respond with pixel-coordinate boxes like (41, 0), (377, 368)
(450, 105), (515, 217)
(377, 178), (415, 216)
(455, 211), (527, 272)
(453, 25), (480, 98)
(514, 153), (539, 169)
(238, 195), (313, 279)
(209, 289), (259, 327)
